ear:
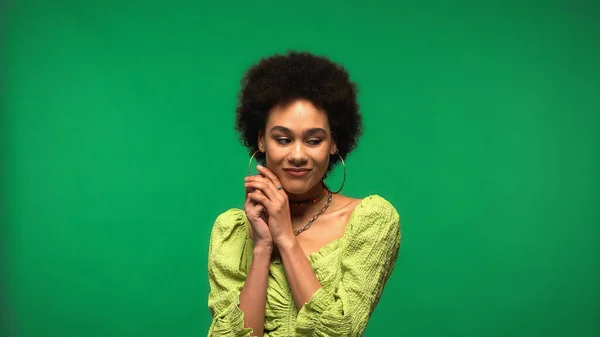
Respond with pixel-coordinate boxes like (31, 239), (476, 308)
(330, 131), (338, 155)
(258, 130), (266, 152)
(330, 141), (338, 155)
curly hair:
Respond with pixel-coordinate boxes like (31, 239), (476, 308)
(235, 51), (363, 173)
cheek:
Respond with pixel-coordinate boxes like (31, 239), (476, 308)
(264, 145), (285, 164)
(315, 153), (331, 169)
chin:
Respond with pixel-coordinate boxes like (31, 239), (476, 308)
(281, 181), (313, 195)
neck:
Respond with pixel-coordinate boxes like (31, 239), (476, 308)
(287, 182), (328, 216)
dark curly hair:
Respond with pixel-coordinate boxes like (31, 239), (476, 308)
(235, 51), (363, 173)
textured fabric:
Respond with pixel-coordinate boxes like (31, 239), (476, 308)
(207, 195), (401, 337)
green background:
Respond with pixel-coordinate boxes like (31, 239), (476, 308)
(2, 1), (599, 336)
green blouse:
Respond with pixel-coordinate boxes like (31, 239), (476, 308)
(207, 195), (401, 337)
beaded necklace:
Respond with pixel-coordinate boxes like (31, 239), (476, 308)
(288, 188), (328, 206)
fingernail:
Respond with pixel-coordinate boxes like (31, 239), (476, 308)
(257, 165), (263, 169)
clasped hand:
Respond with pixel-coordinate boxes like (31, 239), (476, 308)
(244, 165), (294, 248)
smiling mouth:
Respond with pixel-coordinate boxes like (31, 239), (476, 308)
(284, 169), (311, 178)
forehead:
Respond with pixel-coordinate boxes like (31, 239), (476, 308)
(266, 99), (330, 131)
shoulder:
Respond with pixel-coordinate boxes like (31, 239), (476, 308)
(352, 195), (400, 227)
(341, 194), (401, 259)
(210, 208), (249, 243)
(345, 194), (401, 243)
(208, 209), (252, 275)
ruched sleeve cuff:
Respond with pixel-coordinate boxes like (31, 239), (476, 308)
(208, 290), (253, 336)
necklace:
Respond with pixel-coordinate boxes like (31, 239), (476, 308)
(289, 188), (328, 206)
(293, 190), (332, 236)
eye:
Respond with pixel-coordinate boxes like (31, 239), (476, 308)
(276, 138), (291, 145)
(306, 139), (323, 146)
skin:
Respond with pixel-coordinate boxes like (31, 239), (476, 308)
(238, 99), (362, 336)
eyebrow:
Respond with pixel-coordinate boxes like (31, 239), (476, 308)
(270, 125), (328, 137)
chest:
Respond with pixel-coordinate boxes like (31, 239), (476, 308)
(292, 211), (350, 257)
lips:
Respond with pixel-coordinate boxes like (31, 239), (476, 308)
(284, 168), (311, 178)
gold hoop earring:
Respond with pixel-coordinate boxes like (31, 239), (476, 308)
(325, 152), (346, 194)
(247, 150), (260, 176)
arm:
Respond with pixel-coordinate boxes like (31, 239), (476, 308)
(238, 242), (273, 336)
(277, 239), (323, 311)
(244, 166), (322, 310)
(207, 211), (254, 337)
(209, 175), (278, 336)
(294, 198), (401, 337)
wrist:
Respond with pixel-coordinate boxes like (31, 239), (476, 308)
(275, 236), (298, 253)
(253, 241), (274, 256)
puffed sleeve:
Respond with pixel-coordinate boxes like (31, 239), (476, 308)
(295, 196), (401, 337)
(207, 209), (254, 337)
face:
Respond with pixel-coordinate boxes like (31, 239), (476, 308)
(258, 99), (337, 195)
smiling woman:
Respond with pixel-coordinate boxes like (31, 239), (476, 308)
(206, 51), (402, 337)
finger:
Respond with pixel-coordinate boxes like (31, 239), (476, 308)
(245, 191), (265, 218)
(256, 165), (284, 192)
(244, 180), (280, 204)
(245, 174), (265, 192)
(245, 174), (283, 201)
(245, 196), (268, 228)
(244, 174), (264, 200)
(249, 190), (271, 223)
(245, 191), (258, 206)
(247, 189), (271, 208)
(245, 183), (254, 195)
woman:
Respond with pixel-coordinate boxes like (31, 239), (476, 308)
(207, 51), (401, 337)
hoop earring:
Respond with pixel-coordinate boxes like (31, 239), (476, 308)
(247, 150), (260, 176)
(324, 152), (346, 194)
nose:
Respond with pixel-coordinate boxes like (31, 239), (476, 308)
(288, 142), (308, 166)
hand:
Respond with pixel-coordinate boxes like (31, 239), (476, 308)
(244, 174), (273, 247)
(244, 165), (295, 247)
